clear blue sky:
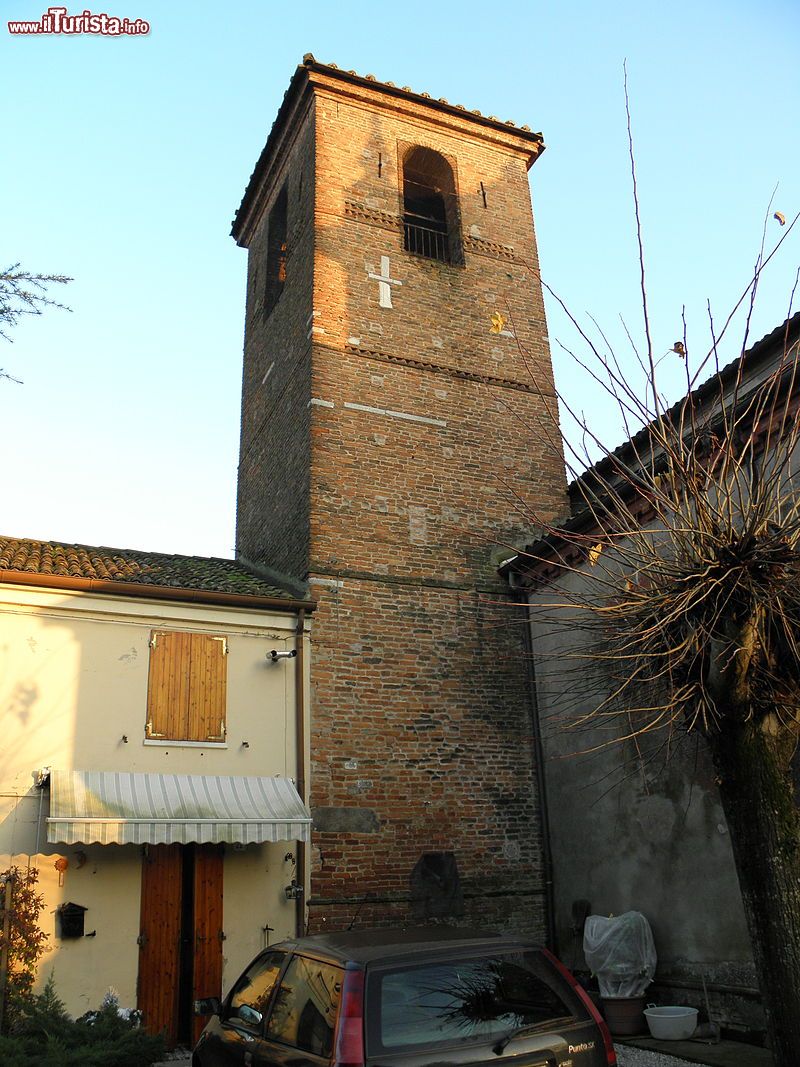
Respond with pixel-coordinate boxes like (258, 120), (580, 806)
(3, 0), (799, 559)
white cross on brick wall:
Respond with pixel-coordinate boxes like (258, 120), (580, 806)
(368, 256), (402, 309)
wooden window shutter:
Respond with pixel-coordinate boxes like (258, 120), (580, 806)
(146, 632), (227, 742)
(188, 635), (227, 742)
(146, 631), (192, 740)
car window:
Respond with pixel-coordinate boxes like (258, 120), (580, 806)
(367, 951), (579, 1053)
(227, 950), (286, 1030)
(266, 955), (343, 1058)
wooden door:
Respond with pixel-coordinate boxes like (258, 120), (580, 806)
(138, 844), (183, 1045)
(192, 844), (224, 1045)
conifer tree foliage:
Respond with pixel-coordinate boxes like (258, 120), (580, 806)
(0, 869), (164, 1063)
(514, 76), (800, 1063)
(0, 975), (165, 1066)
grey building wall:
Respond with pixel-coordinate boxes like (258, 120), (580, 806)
(528, 564), (764, 1034)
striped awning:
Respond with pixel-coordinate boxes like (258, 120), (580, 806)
(46, 769), (312, 845)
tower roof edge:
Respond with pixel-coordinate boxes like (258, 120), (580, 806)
(231, 55), (545, 244)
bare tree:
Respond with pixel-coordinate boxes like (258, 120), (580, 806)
(511, 79), (800, 1062)
(0, 263), (72, 380)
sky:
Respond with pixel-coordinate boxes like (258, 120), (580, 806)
(3, 0), (799, 560)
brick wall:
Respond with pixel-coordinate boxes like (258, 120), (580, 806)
(235, 64), (567, 936)
(307, 576), (547, 938)
(236, 103), (316, 577)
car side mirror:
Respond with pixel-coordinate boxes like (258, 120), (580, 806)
(237, 1005), (263, 1026)
(194, 997), (222, 1016)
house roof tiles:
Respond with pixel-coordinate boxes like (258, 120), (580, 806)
(0, 536), (306, 605)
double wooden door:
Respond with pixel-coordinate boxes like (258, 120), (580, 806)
(137, 843), (224, 1047)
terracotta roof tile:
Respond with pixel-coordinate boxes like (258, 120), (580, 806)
(0, 536), (304, 603)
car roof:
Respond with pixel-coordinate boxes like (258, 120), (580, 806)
(271, 927), (541, 965)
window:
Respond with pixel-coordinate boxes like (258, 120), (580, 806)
(226, 950), (286, 1031)
(367, 952), (577, 1054)
(263, 185), (288, 318)
(145, 631), (227, 742)
(402, 147), (462, 265)
(266, 955), (343, 1058)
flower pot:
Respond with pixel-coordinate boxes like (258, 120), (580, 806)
(601, 995), (647, 1036)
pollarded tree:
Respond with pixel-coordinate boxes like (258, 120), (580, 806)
(510, 81), (800, 1062)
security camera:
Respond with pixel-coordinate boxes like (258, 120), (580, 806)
(268, 649), (297, 662)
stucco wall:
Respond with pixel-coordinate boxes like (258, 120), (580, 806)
(0, 582), (308, 1016)
(527, 564), (763, 1031)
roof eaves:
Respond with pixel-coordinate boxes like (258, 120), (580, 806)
(231, 53), (546, 243)
(304, 57), (544, 148)
(504, 314), (800, 582)
(0, 568), (316, 612)
(236, 554), (310, 601)
(0, 536), (315, 608)
(568, 311), (800, 501)
(501, 502), (604, 580)
(231, 60), (311, 244)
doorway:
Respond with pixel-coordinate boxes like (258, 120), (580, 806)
(137, 843), (223, 1046)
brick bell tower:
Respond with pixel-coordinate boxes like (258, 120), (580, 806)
(232, 55), (566, 935)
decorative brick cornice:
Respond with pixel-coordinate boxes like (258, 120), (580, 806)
(345, 343), (542, 395)
(344, 200), (522, 263)
(344, 199), (403, 232)
(462, 234), (517, 261)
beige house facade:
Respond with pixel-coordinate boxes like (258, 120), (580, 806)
(0, 538), (314, 1046)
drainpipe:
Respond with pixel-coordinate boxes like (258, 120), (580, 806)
(517, 590), (557, 955)
(294, 609), (307, 938)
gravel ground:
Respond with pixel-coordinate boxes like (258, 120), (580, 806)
(615, 1046), (709, 1067)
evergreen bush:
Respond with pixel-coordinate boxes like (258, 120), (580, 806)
(0, 977), (165, 1066)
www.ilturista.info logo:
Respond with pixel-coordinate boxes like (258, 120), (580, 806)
(8, 6), (149, 35)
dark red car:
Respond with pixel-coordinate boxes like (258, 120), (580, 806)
(193, 928), (616, 1067)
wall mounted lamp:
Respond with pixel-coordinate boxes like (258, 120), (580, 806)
(267, 649), (297, 662)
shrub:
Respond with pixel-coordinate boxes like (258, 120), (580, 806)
(0, 977), (165, 1066)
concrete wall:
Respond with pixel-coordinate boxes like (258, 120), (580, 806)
(0, 582), (308, 1016)
(527, 564), (764, 1032)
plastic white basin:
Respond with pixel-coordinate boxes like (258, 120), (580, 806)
(644, 1005), (698, 1040)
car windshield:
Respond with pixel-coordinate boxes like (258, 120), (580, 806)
(367, 950), (579, 1052)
